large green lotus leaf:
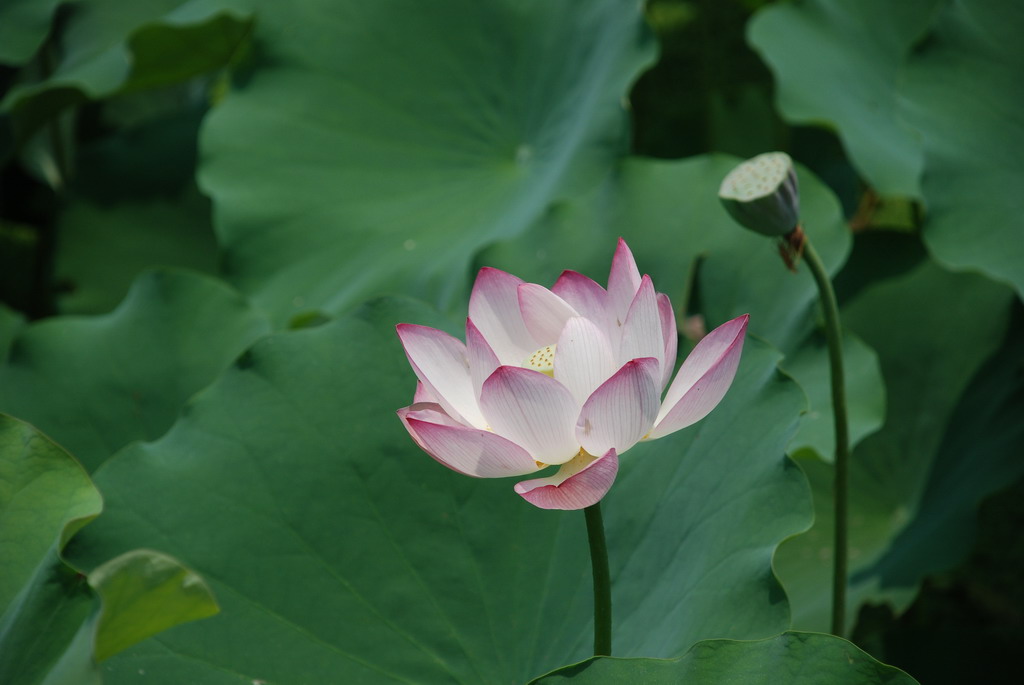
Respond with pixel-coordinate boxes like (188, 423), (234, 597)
(859, 304), (1024, 587)
(899, 0), (1024, 298)
(775, 255), (1015, 633)
(54, 189), (218, 314)
(479, 154), (884, 459)
(0, 414), (101, 613)
(0, 0), (65, 66)
(69, 295), (809, 683)
(88, 549), (219, 662)
(0, 269), (269, 472)
(531, 632), (918, 684)
(0, 414), (218, 685)
(1, 550), (218, 685)
(198, 0), (656, 326)
(0, 417), (97, 685)
(747, 0), (940, 198)
(1, 549), (99, 685)
(2, 0), (252, 144)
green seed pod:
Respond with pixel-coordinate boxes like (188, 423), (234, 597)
(718, 152), (800, 237)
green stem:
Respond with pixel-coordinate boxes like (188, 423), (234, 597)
(801, 237), (850, 637)
(584, 502), (612, 656)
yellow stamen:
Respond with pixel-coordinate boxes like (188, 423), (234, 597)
(522, 344), (556, 377)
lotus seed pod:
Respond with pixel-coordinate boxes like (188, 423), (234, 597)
(718, 152), (800, 237)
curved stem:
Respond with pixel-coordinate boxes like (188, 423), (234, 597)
(801, 237), (850, 637)
(584, 502), (612, 655)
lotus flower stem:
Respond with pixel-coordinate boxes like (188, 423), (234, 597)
(584, 502), (612, 655)
(801, 234), (849, 637)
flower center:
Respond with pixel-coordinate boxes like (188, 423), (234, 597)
(523, 344), (556, 377)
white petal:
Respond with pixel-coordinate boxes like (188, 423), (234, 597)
(554, 317), (616, 406)
(468, 267), (535, 364)
(657, 293), (678, 391)
(552, 270), (615, 337)
(617, 276), (664, 375)
(396, 324), (486, 428)
(649, 314), (749, 440)
(518, 283), (580, 347)
(479, 366), (580, 465)
(576, 358), (659, 456)
(466, 318), (499, 402)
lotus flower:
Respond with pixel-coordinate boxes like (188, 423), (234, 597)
(396, 239), (748, 510)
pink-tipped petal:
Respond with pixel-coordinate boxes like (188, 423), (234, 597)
(657, 293), (678, 390)
(479, 366), (580, 465)
(607, 238), (642, 326)
(576, 357), (659, 456)
(554, 317), (617, 406)
(518, 283), (580, 346)
(648, 314), (749, 440)
(396, 324), (486, 429)
(466, 318), (500, 402)
(398, 407), (541, 478)
(617, 276), (664, 375)
(514, 449), (618, 510)
(552, 270), (614, 335)
(397, 402), (464, 456)
(413, 382), (437, 404)
(468, 267), (535, 364)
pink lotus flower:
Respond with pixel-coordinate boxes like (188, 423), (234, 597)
(396, 239), (748, 510)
